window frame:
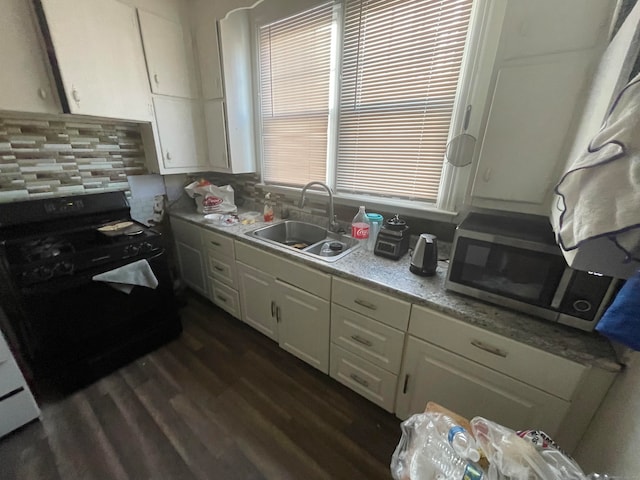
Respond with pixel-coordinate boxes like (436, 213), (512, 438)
(251, 0), (506, 219)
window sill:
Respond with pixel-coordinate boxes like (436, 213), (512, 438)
(257, 184), (460, 224)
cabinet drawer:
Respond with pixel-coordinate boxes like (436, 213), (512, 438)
(331, 304), (405, 374)
(409, 305), (586, 400)
(170, 217), (202, 247)
(330, 344), (397, 412)
(0, 387), (40, 438)
(0, 355), (26, 397)
(206, 249), (238, 288)
(201, 229), (235, 257)
(210, 279), (241, 319)
(235, 242), (331, 300)
(332, 277), (410, 330)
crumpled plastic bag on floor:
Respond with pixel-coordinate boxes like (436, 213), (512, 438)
(391, 413), (618, 480)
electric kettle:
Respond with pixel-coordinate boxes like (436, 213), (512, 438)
(410, 234), (438, 276)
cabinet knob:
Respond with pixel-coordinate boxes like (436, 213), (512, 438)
(483, 167), (492, 182)
(154, 74), (160, 85)
(38, 88), (47, 100)
(166, 151), (172, 161)
(71, 86), (80, 104)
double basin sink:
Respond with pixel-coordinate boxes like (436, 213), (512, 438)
(248, 220), (359, 262)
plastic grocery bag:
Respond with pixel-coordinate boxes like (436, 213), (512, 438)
(471, 417), (585, 480)
(391, 413), (484, 480)
(184, 179), (236, 214)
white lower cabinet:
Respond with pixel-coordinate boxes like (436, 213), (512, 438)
(201, 229), (241, 318)
(395, 335), (570, 434)
(237, 262), (278, 340)
(0, 329), (40, 437)
(235, 243), (331, 373)
(329, 278), (408, 411)
(330, 344), (398, 412)
(277, 279), (330, 373)
(171, 217), (208, 297)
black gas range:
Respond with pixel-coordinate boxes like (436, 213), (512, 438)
(0, 192), (181, 392)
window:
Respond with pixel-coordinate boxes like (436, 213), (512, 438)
(259, 3), (336, 186)
(257, 0), (474, 204)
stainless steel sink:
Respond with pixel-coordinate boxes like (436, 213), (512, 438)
(248, 221), (359, 262)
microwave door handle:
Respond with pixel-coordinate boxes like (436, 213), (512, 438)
(551, 268), (573, 309)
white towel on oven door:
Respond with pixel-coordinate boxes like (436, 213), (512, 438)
(92, 259), (158, 294)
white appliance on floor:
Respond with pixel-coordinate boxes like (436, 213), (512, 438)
(0, 328), (40, 437)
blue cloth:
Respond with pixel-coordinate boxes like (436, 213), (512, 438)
(596, 271), (640, 350)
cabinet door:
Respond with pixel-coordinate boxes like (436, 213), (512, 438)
(153, 96), (207, 171)
(40, 0), (151, 121)
(137, 9), (194, 99)
(396, 336), (570, 436)
(471, 53), (592, 209)
(195, 22), (224, 100)
(0, 0), (59, 114)
(276, 279), (330, 374)
(237, 263), (278, 340)
(175, 241), (208, 297)
(204, 99), (230, 170)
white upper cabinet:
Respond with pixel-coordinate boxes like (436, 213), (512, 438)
(137, 9), (195, 99)
(204, 99), (230, 170)
(0, 0), (59, 114)
(468, 0), (615, 215)
(195, 21), (224, 100)
(151, 96), (207, 172)
(40, 0), (152, 122)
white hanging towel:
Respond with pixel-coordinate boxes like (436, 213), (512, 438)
(551, 73), (640, 262)
(92, 259), (158, 294)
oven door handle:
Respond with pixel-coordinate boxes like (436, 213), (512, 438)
(145, 249), (166, 262)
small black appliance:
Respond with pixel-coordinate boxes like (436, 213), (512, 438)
(410, 233), (438, 276)
(374, 214), (410, 260)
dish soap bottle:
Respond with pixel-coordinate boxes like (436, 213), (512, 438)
(351, 206), (370, 243)
(263, 192), (274, 222)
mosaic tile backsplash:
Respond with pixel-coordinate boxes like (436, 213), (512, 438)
(0, 116), (148, 202)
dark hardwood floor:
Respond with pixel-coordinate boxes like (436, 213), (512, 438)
(0, 292), (401, 479)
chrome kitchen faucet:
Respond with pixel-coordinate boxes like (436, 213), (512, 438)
(299, 181), (340, 233)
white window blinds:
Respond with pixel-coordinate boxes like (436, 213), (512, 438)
(337, 0), (473, 201)
(259, 3), (335, 186)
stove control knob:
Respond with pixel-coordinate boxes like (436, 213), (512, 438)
(56, 261), (73, 274)
(35, 266), (52, 281)
(139, 242), (153, 253)
(124, 244), (140, 257)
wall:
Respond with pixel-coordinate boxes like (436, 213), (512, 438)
(0, 114), (147, 202)
(573, 352), (640, 475)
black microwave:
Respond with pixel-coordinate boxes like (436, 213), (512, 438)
(445, 212), (621, 331)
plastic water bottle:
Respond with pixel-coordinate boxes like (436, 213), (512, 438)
(422, 432), (484, 480)
(351, 206), (370, 244)
(436, 415), (481, 463)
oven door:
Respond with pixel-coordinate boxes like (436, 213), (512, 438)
(446, 231), (567, 320)
(13, 249), (180, 382)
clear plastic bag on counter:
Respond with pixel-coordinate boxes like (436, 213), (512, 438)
(391, 413), (484, 480)
(184, 179), (237, 214)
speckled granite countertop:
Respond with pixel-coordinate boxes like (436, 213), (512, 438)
(169, 207), (621, 373)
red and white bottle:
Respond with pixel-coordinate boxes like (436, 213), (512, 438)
(351, 206), (370, 242)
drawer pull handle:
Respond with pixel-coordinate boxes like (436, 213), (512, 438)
(214, 266), (225, 272)
(354, 299), (377, 310)
(350, 374), (369, 388)
(402, 374), (409, 394)
(276, 306), (281, 323)
(271, 301), (276, 317)
(217, 295), (228, 303)
(470, 340), (508, 358)
(210, 241), (221, 246)
(351, 335), (373, 347)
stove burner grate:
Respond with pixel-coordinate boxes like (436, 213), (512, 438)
(21, 237), (75, 262)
